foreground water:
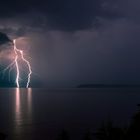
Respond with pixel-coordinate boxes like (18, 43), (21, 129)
(0, 88), (140, 140)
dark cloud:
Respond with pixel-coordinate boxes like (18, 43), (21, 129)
(0, 0), (121, 31)
(0, 32), (12, 45)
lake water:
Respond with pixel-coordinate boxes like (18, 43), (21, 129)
(0, 88), (140, 140)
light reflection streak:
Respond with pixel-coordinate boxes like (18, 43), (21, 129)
(27, 88), (32, 119)
(15, 88), (21, 127)
(15, 88), (32, 134)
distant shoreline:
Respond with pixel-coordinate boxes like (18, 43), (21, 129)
(77, 84), (140, 88)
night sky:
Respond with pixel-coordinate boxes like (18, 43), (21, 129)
(0, 0), (140, 88)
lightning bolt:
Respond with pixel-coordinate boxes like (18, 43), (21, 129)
(13, 39), (32, 88)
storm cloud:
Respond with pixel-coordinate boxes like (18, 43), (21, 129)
(0, 0), (121, 31)
(0, 32), (12, 45)
(0, 0), (140, 87)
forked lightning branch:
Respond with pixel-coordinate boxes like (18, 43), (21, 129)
(13, 39), (32, 88)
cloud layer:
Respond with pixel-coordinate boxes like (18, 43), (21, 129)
(0, 0), (140, 87)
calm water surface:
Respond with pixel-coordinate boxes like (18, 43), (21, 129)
(0, 88), (140, 140)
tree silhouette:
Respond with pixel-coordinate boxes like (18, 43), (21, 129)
(0, 132), (7, 140)
(83, 129), (92, 140)
(125, 106), (140, 140)
(57, 129), (70, 140)
(94, 121), (124, 140)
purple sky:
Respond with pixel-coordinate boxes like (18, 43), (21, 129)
(0, 0), (140, 87)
